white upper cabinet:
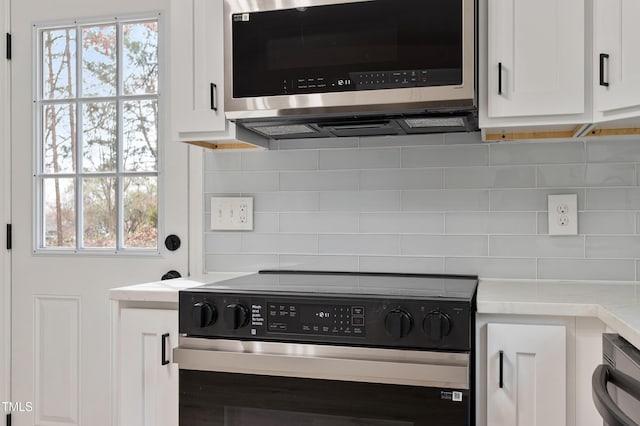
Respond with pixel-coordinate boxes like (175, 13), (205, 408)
(593, 0), (640, 121)
(170, 0), (228, 141)
(486, 0), (585, 119)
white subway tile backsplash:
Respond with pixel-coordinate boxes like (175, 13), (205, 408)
(445, 257), (537, 279)
(242, 233), (318, 254)
(539, 211), (637, 235)
(586, 236), (640, 259)
(402, 145), (489, 168)
(274, 137), (359, 150)
(446, 212), (537, 235)
(360, 169), (444, 190)
(204, 172), (279, 193)
(401, 235), (488, 256)
(445, 166), (535, 189)
(444, 132), (483, 145)
(537, 164), (635, 187)
(280, 171), (359, 191)
(579, 212), (636, 235)
(402, 190), (490, 211)
(204, 152), (241, 171)
(586, 188), (640, 210)
(280, 212), (359, 233)
(359, 134), (445, 148)
(241, 150), (318, 171)
(490, 141), (585, 165)
(319, 234), (401, 255)
(586, 139), (640, 163)
(319, 148), (400, 170)
(319, 191), (401, 212)
(538, 258), (636, 281)
(205, 232), (242, 254)
(253, 213), (280, 233)
(491, 189), (585, 211)
(205, 254), (279, 272)
(359, 213), (444, 234)
(278, 255), (359, 271)
(489, 235), (584, 258)
(204, 135), (640, 280)
(252, 192), (319, 212)
(359, 256), (445, 274)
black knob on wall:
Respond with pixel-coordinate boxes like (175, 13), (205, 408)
(192, 302), (216, 328)
(384, 309), (413, 339)
(223, 304), (249, 330)
(423, 310), (452, 341)
(161, 270), (182, 280)
(164, 234), (181, 251)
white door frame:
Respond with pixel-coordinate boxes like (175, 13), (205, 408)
(1, 0), (11, 414)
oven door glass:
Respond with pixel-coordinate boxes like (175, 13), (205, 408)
(180, 371), (470, 426)
(231, 0), (463, 98)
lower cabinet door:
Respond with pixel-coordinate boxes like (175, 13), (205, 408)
(119, 308), (178, 426)
(487, 323), (566, 426)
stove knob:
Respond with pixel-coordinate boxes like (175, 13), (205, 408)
(224, 304), (249, 330)
(423, 310), (451, 341)
(192, 302), (216, 328)
(384, 309), (413, 339)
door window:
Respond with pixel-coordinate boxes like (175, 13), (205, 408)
(36, 17), (160, 252)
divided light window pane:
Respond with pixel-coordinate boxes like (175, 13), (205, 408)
(37, 17), (159, 252)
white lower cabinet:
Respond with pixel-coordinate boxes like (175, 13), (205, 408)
(486, 323), (566, 426)
(118, 308), (178, 426)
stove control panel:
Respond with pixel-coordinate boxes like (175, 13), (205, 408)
(179, 293), (473, 351)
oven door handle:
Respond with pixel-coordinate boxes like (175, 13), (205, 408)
(173, 342), (470, 389)
(592, 364), (640, 426)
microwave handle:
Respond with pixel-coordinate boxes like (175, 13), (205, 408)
(498, 62), (503, 95)
(210, 83), (218, 111)
(592, 364), (640, 426)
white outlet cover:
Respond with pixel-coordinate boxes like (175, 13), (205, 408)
(548, 194), (578, 236)
(210, 196), (254, 231)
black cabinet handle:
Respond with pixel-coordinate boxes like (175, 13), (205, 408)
(499, 350), (504, 388)
(210, 83), (218, 111)
(592, 364), (640, 426)
(599, 54), (610, 87)
(498, 62), (503, 95)
(161, 333), (170, 366)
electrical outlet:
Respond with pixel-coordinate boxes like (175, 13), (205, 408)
(210, 196), (254, 231)
(548, 194), (578, 236)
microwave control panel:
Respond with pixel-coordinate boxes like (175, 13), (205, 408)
(284, 68), (460, 94)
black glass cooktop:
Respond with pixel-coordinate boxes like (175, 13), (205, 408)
(189, 270), (478, 302)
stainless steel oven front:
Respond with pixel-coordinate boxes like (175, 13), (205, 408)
(175, 338), (471, 426)
(174, 271), (478, 426)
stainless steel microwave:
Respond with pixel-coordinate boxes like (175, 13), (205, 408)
(223, 0), (477, 138)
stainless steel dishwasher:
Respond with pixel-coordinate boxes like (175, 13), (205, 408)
(593, 334), (640, 426)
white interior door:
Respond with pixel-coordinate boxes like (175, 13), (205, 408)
(10, 0), (189, 424)
(1, 0), (10, 412)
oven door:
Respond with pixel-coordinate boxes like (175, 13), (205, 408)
(174, 338), (472, 426)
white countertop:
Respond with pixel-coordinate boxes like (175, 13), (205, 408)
(108, 272), (250, 303)
(110, 274), (640, 348)
(478, 279), (640, 348)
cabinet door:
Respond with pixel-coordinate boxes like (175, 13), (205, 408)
(119, 309), (178, 426)
(170, 0), (226, 138)
(487, 0), (584, 118)
(487, 323), (566, 426)
(594, 0), (640, 119)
